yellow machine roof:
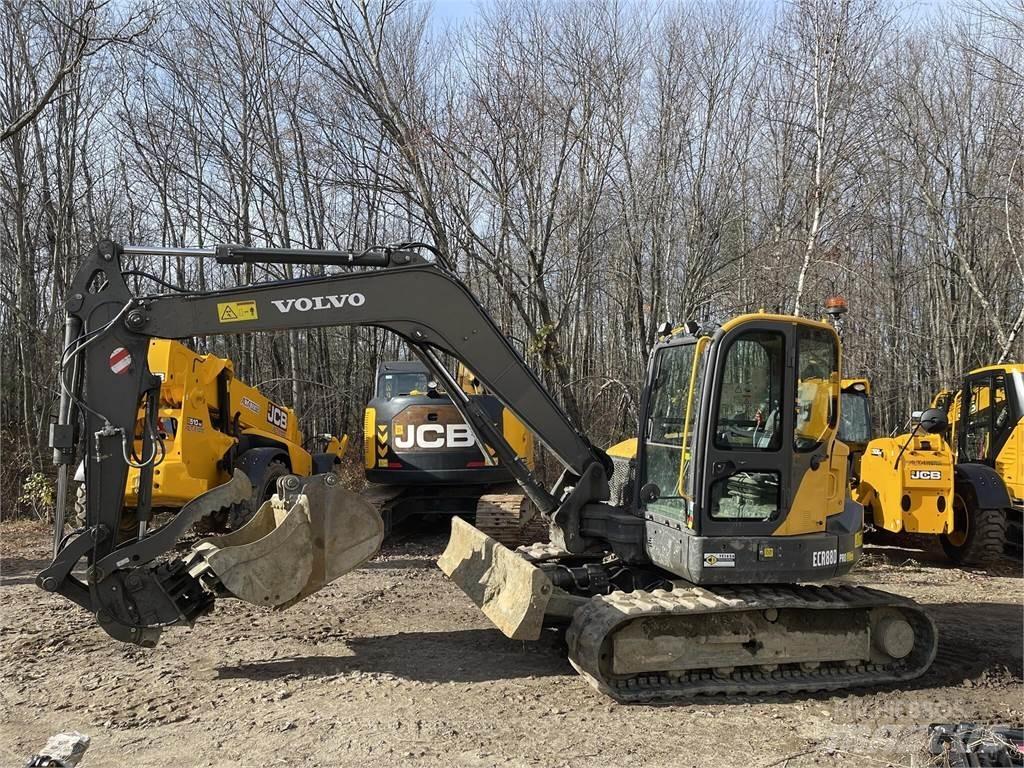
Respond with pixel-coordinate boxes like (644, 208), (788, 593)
(968, 363), (1023, 376)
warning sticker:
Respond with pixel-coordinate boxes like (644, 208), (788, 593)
(109, 347), (132, 374)
(218, 300), (258, 323)
(703, 552), (736, 568)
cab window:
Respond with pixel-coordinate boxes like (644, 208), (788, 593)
(378, 372), (431, 399)
(838, 391), (872, 445)
(964, 374), (1013, 463)
(794, 327), (838, 452)
(713, 331), (784, 451)
(642, 343), (699, 516)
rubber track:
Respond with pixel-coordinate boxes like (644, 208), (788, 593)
(360, 485), (406, 534)
(566, 584), (938, 702)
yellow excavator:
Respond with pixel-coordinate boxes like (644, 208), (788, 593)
(40, 240), (937, 702)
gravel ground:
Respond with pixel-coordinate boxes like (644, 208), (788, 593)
(1, 517), (1021, 768)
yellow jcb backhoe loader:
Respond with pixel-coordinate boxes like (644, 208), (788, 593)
(40, 240), (937, 702)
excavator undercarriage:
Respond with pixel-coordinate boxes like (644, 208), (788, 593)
(439, 518), (937, 701)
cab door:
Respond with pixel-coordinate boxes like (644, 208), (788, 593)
(958, 370), (1022, 466)
(696, 319), (840, 538)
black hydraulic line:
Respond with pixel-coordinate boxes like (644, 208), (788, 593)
(892, 422), (921, 469)
(123, 271), (189, 293)
(213, 244), (395, 268)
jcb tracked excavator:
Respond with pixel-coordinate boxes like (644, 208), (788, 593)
(40, 240), (937, 702)
(362, 359), (544, 545)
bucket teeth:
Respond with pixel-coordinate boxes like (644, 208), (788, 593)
(188, 474), (384, 609)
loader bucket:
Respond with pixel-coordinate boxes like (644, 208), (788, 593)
(438, 516), (553, 640)
(189, 474), (384, 609)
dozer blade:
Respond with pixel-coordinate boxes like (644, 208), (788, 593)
(188, 473), (384, 609)
(438, 516), (554, 640)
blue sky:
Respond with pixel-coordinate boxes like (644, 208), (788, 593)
(426, 0), (955, 24)
(430, 0), (478, 23)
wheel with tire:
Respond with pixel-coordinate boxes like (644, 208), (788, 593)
(73, 483), (87, 528)
(227, 459), (290, 529)
(940, 493), (1006, 567)
(72, 483), (138, 538)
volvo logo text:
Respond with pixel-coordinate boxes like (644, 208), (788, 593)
(272, 294), (366, 313)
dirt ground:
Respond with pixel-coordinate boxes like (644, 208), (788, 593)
(1, 518), (1021, 768)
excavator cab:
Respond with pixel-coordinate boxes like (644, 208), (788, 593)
(444, 314), (857, 623)
(443, 314), (934, 699)
(630, 315), (856, 583)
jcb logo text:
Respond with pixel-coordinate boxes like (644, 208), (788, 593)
(393, 424), (476, 450)
(267, 404), (289, 431)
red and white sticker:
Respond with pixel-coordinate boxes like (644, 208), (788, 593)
(109, 347), (132, 374)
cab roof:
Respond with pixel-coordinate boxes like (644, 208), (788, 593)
(376, 360), (428, 375)
(968, 363), (1024, 375)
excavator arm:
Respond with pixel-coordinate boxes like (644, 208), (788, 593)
(40, 240), (609, 645)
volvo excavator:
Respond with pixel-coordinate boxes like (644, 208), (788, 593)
(40, 240), (938, 702)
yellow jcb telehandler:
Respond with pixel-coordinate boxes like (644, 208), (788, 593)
(853, 365), (1022, 565)
(72, 338), (347, 534)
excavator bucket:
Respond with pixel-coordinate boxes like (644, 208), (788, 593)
(438, 516), (554, 640)
(188, 473), (384, 609)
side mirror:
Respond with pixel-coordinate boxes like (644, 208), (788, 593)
(640, 483), (660, 503)
(918, 408), (949, 435)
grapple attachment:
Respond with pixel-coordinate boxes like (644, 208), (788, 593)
(189, 473), (384, 608)
(438, 516), (554, 640)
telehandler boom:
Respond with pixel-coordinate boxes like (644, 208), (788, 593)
(41, 240), (937, 701)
